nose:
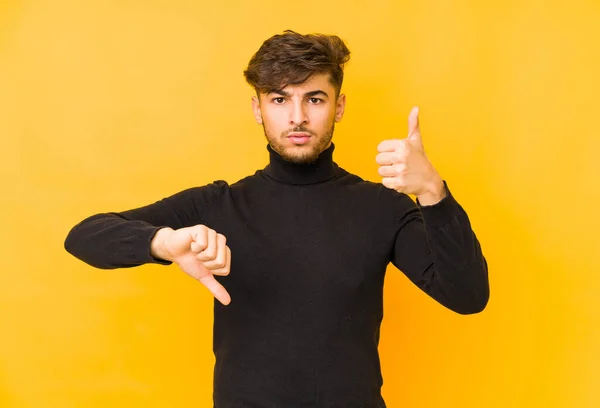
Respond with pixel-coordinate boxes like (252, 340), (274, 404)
(289, 100), (308, 126)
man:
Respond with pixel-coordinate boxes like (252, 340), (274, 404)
(65, 30), (489, 407)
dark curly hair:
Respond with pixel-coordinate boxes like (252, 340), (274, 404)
(244, 30), (351, 96)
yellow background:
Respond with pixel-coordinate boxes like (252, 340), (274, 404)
(1, 0), (599, 407)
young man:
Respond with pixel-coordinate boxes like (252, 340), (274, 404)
(65, 30), (489, 407)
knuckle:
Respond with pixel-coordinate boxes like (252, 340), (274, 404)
(394, 150), (408, 161)
(396, 140), (409, 150)
(198, 251), (215, 261)
(392, 163), (405, 174)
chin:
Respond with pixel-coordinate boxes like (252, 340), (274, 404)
(272, 143), (317, 163)
(266, 132), (333, 164)
(282, 149), (319, 164)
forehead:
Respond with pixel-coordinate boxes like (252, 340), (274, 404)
(271, 73), (334, 95)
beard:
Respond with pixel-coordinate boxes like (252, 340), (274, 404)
(262, 121), (335, 165)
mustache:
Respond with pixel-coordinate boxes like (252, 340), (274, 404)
(284, 126), (315, 136)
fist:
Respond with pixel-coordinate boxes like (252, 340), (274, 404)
(376, 106), (443, 199)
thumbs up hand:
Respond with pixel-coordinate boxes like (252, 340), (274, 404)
(376, 107), (446, 205)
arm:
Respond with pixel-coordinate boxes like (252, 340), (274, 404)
(376, 106), (489, 314)
(391, 182), (489, 314)
(64, 181), (227, 269)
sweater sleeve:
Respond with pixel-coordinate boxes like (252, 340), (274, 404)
(390, 181), (489, 314)
(64, 181), (228, 270)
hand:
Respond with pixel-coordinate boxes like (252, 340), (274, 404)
(376, 106), (445, 204)
(155, 225), (232, 305)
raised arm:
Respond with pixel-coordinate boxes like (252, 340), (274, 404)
(390, 185), (489, 314)
(376, 107), (489, 314)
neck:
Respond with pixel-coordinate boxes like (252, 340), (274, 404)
(263, 143), (338, 185)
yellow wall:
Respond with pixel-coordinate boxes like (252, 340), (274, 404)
(1, 1), (599, 407)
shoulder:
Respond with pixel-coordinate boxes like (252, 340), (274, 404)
(338, 168), (415, 205)
(176, 170), (267, 200)
(164, 180), (230, 206)
(330, 169), (417, 222)
(179, 180), (230, 194)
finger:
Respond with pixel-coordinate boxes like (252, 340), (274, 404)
(198, 274), (231, 305)
(382, 176), (404, 191)
(375, 152), (396, 166)
(190, 226), (208, 254)
(204, 234), (228, 272)
(376, 145), (409, 164)
(211, 246), (231, 276)
(377, 139), (404, 153)
(408, 106), (420, 138)
(378, 165), (397, 178)
(197, 229), (217, 261)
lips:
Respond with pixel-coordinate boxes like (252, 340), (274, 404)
(288, 133), (312, 145)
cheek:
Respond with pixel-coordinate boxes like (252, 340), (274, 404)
(262, 112), (286, 135)
(312, 108), (336, 128)
(263, 109), (285, 127)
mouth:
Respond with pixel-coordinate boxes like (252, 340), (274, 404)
(287, 132), (312, 145)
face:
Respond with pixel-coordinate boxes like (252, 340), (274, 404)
(252, 73), (346, 164)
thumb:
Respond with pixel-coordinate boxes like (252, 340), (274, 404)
(407, 106), (421, 142)
(199, 274), (232, 305)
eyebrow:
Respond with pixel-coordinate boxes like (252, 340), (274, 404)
(269, 89), (329, 98)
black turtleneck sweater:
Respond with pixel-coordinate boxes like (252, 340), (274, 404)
(64, 143), (489, 408)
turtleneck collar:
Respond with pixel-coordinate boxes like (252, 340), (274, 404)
(263, 143), (339, 185)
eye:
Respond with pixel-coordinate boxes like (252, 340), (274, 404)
(308, 98), (322, 104)
(272, 97), (285, 104)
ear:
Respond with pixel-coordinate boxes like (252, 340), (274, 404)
(251, 95), (263, 124)
(335, 93), (346, 123)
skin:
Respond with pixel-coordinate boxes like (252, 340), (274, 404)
(376, 106), (446, 205)
(251, 73), (346, 164)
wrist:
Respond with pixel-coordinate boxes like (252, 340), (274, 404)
(416, 175), (446, 206)
(150, 227), (175, 261)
